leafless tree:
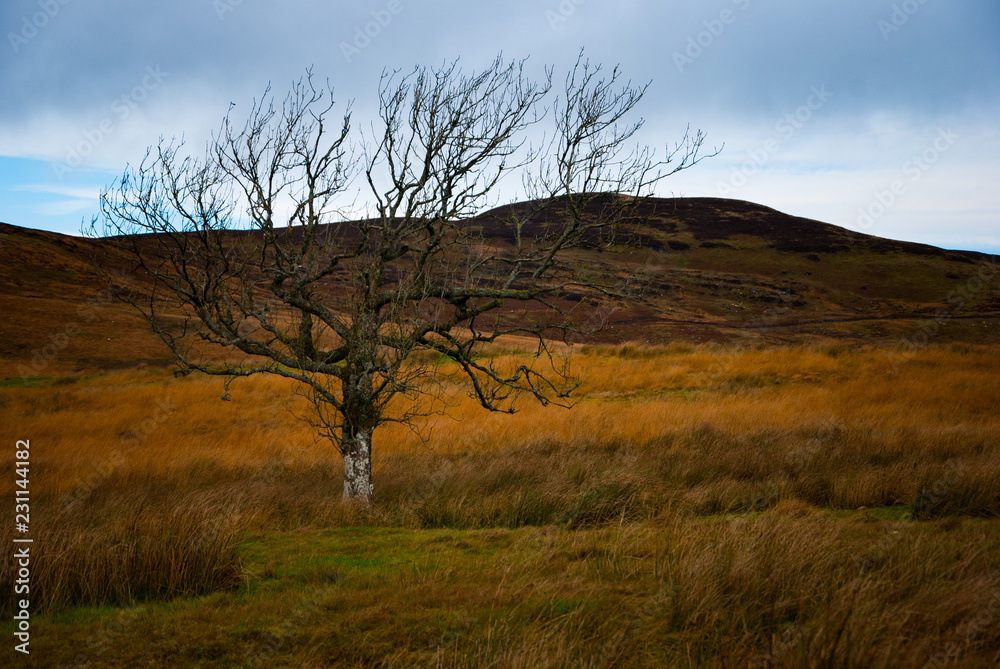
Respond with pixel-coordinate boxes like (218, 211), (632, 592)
(91, 53), (716, 502)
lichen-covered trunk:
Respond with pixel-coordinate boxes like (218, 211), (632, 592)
(342, 425), (374, 503)
(341, 302), (379, 504)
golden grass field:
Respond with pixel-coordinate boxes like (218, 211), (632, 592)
(2, 341), (1000, 666)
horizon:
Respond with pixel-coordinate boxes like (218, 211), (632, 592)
(2, 1), (998, 253)
(2, 192), (998, 259)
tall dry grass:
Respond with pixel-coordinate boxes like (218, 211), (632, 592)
(0, 502), (245, 613)
(421, 512), (1000, 668)
(2, 341), (999, 617)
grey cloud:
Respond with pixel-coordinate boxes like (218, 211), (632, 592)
(3, 0), (997, 126)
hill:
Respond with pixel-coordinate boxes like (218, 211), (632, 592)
(2, 196), (999, 377)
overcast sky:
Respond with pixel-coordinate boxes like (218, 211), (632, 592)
(2, 0), (998, 252)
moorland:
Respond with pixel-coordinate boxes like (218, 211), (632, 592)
(2, 197), (999, 667)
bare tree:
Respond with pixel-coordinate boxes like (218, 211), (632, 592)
(91, 53), (716, 503)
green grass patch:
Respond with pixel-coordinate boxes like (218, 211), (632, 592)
(1, 375), (55, 388)
(9, 514), (1000, 666)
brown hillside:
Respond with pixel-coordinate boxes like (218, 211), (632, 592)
(2, 197), (999, 377)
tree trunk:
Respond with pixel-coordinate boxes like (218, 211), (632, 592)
(342, 426), (374, 503)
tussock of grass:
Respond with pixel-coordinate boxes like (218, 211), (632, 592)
(1, 499), (245, 614)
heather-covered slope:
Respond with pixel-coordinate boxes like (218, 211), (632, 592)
(2, 197), (999, 376)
